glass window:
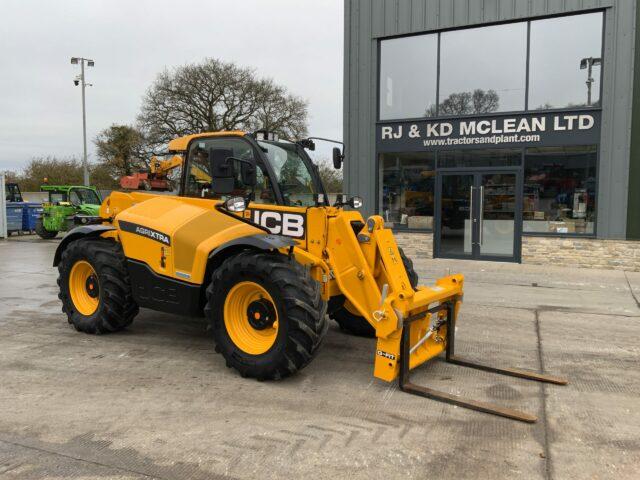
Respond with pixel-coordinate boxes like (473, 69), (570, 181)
(439, 22), (527, 115)
(529, 13), (603, 110)
(524, 145), (597, 234)
(379, 34), (438, 120)
(70, 188), (101, 205)
(258, 140), (318, 207)
(381, 152), (435, 230)
(253, 164), (276, 204)
(5, 184), (22, 202)
(49, 192), (66, 203)
(184, 137), (270, 200)
(438, 149), (522, 169)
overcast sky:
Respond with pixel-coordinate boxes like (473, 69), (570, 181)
(0, 0), (343, 172)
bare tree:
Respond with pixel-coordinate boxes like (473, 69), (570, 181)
(138, 58), (308, 148)
(471, 89), (499, 114)
(316, 161), (343, 194)
(12, 157), (118, 191)
(94, 124), (147, 177)
(426, 89), (500, 116)
(2, 170), (20, 184)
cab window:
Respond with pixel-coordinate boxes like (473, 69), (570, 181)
(257, 141), (318, 207)
(5, 184), (23, 202)
(184, 137), (274, 204)
(70, 188), (101, 205)
(49, 192), (66, 203)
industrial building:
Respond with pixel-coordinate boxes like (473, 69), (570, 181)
(343, 0), (640, 269)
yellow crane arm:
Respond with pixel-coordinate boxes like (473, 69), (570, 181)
(149, 155), (183, 175)
(190, 163), (212, 183)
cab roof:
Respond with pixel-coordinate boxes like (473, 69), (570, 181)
(40, 185), (98, 192)
(167, 131), (247, 152)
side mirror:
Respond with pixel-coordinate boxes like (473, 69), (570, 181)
(332, 147), (344, 169)
(208, 148), (235, 194)
(240, 160), (257, 187)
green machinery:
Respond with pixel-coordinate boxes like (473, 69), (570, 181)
(36, 185), (102, 239)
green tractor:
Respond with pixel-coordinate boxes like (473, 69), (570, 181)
(36, 185), (102, 239)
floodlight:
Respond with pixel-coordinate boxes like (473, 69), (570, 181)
(71, 57), (79, 65)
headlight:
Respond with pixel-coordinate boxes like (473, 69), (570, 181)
(349, 196), (363, 209)
(225, 197), (247, 212)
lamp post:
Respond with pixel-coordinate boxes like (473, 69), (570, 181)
(580, 56), (602, 107)
(71, 57), (94, 186)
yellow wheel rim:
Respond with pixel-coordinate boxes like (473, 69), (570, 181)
(69, 260), (100, 316)
(223, 281), (279, 355)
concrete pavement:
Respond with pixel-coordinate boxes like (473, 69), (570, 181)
(1, 235), (639, 479)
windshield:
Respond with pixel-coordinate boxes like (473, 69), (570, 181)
(70, 188), (101, 205)
(258, 140), (318, 207)
(6, 184), (22, 202)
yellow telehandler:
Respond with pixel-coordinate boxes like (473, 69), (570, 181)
(54, 130), (566, 422)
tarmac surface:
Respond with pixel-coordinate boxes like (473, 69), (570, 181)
(1, 234), (639, 479)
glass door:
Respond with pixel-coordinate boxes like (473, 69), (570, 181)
(437, 171), (520, 261)
(439, 173), (474, 258)
(478, 173), (517, 259)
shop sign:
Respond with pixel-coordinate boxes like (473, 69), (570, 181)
(377, 111), (601, 152)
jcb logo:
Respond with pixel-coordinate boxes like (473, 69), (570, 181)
(250, 209), (306, 238)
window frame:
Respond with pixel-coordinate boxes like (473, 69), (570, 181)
(257, 140), (329, 207)
(437, 21), (528, 116)
(378, 151), (437, 232)
(379, 145), (599, 238)
(69, 187), (101, 205)
(179, 135), (284, 204)
(521, 144), (599, 237)
(377, 9), (605, 122)
(378, 32), (439, 121)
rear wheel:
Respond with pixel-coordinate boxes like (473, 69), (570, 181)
(206, 250), (327, 380)
(57, 238), (139, 333)
(36, 218), (58, 239)
(331, 247), (419, 338)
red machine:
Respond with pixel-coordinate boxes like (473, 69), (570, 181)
(120, 155), (183, 191)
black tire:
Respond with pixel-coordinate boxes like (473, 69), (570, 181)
(332, 303), (376, 337)
(205, 250), (328, 380)
(331, 247), (419, 338)
(57, 237), (139, 334)
(400, 247), (419, 289)
(36, 218), (58, 239)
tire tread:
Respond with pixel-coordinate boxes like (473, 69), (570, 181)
(57, 237), (138, 334)
(205, 250), (327, 380)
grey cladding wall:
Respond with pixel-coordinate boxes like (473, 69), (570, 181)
(343, 0), (636, 239)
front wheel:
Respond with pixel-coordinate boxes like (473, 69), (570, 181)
(36, 218), (58, 239)
(57, 238), (139, 333)
(206, 250), (328, 380)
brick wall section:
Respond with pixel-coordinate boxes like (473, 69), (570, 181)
(521, 236), (640, 271)
(393, 231), (640, 272)
(394, 232), (433, 259)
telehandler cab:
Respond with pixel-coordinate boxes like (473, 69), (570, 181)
(53, 130), (566, 422)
